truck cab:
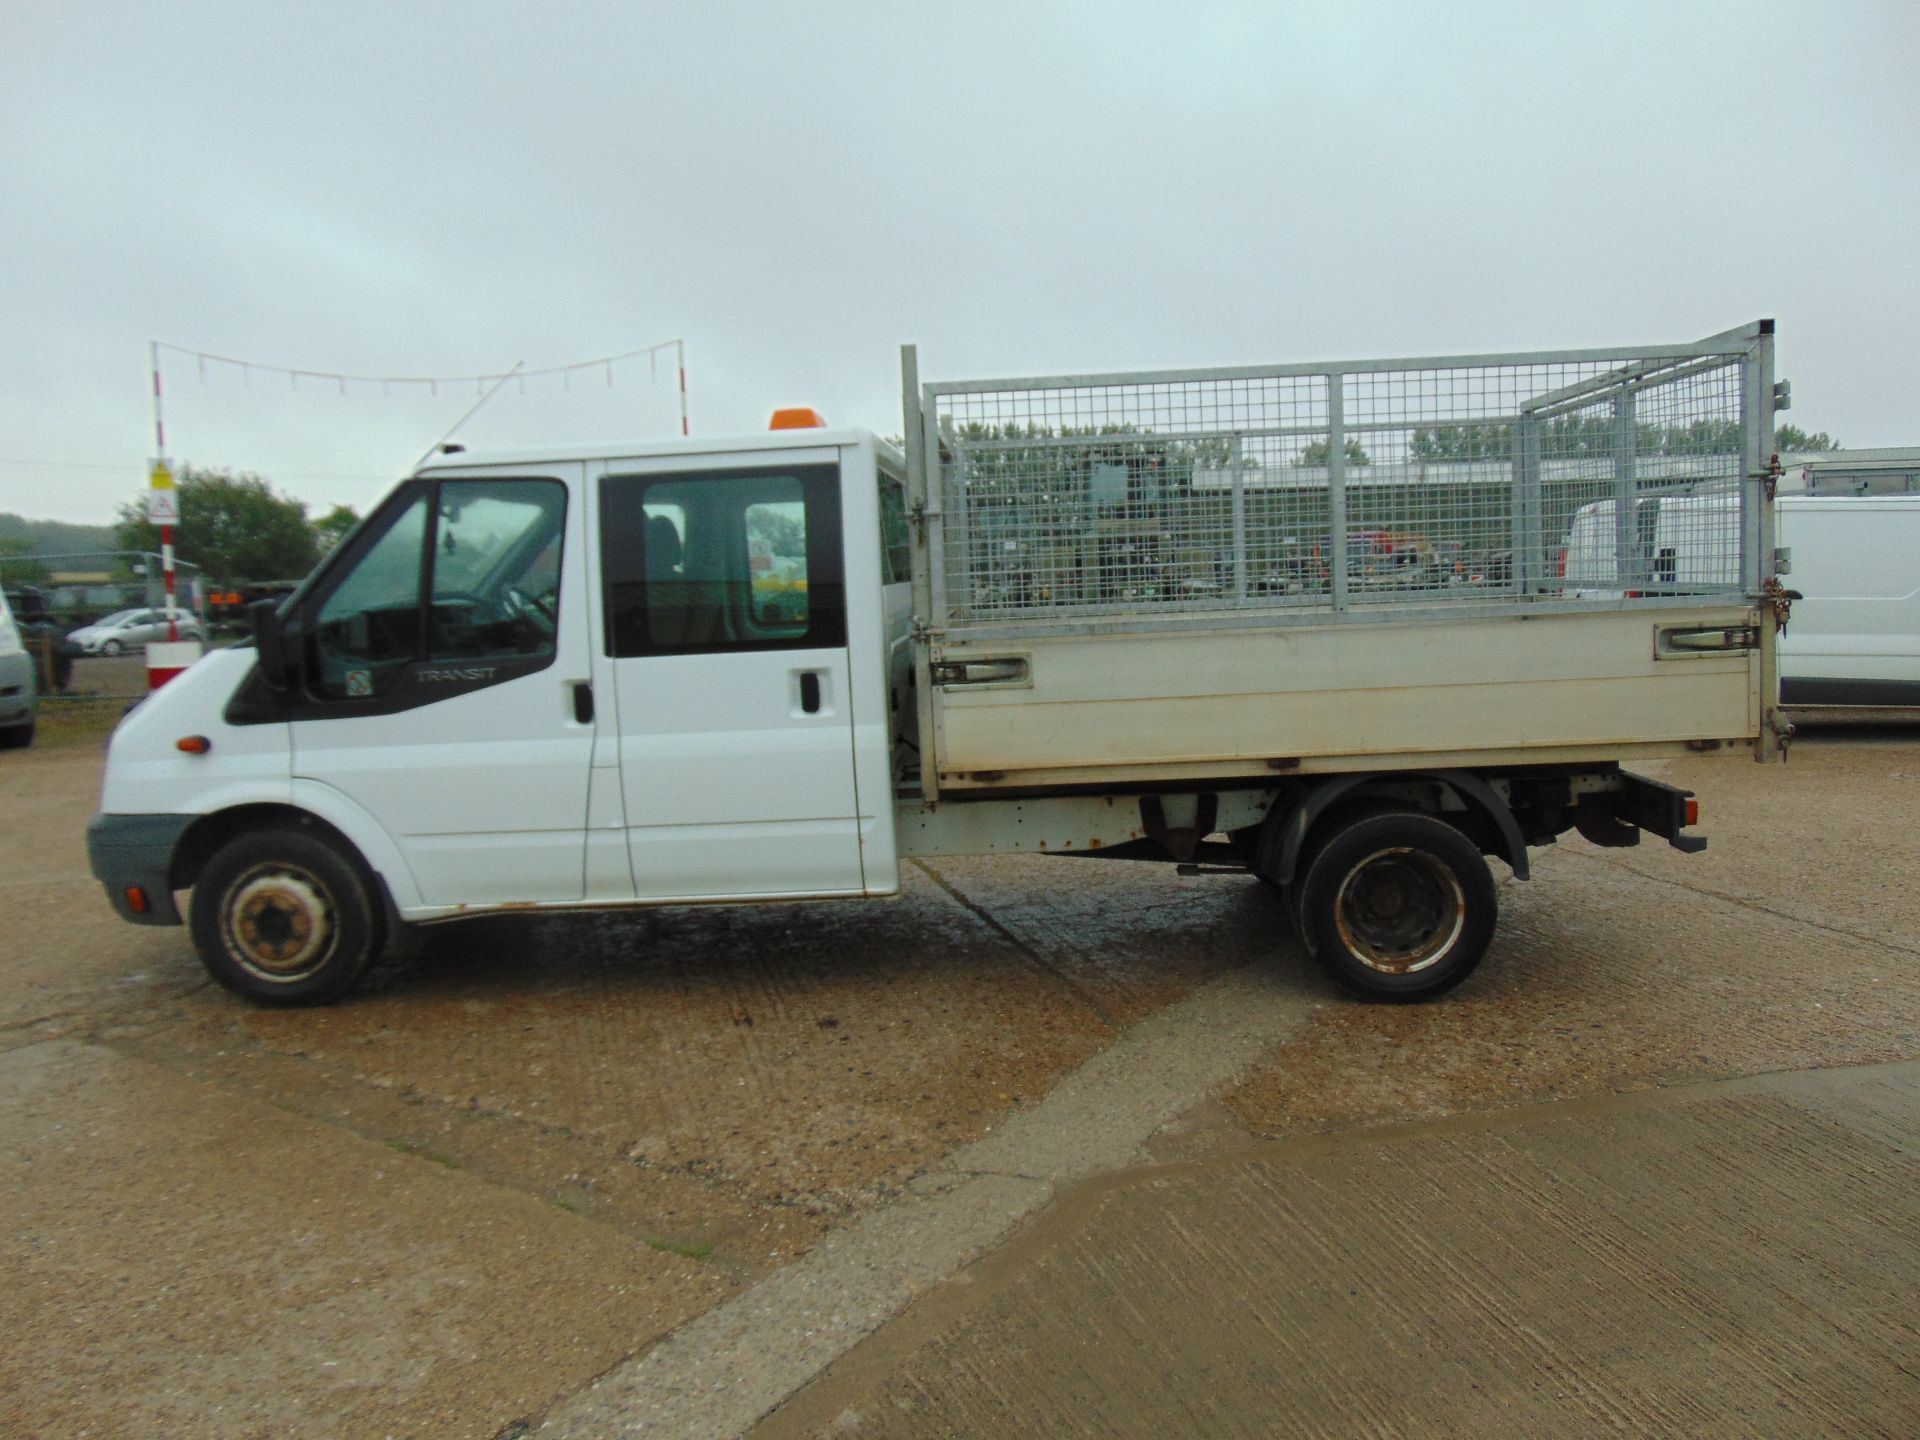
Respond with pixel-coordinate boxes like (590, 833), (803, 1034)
(89, 425), (912, 1001)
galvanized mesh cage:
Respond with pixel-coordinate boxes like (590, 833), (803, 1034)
(919, 327), (1766, 630)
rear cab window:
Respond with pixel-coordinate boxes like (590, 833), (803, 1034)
(599, 464), (845, 657)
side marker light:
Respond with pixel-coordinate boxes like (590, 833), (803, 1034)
(177, 736), (212, 754)
(125, 887), (149, 914)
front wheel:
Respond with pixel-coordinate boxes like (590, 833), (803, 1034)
(101, 638), (124, 656)
(189, 827), (384, 1005)
(1296, 810), (1496, 1001)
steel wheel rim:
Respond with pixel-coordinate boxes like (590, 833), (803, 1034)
(223, 862), (337, 982)
(1332, 846), (1466, 975)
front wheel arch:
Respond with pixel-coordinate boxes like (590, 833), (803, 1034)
(171, 804), (361, 893)
(173, 802), (410, 942)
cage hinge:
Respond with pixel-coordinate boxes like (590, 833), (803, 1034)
(1761, 452), (1784, 502)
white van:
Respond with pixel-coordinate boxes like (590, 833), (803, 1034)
(1560, 491), (1742, 598)
(1562, 490), (1920, 712)
(1776, 494), (1920, 713)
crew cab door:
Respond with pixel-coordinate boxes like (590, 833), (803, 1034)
(597, 452), (864, 899)
(286, 468), (595, 907)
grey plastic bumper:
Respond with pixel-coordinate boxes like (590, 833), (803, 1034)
(86, 812), (194, 925)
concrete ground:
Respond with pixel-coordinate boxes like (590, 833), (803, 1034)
(2, 728), (1917, 1437)
(753, 1062), (1920, 1440)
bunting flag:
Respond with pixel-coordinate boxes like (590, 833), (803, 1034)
(152, 338), (690, 435)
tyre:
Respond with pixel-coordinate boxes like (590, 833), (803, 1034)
(189, 827), (384, 1005)
(101, 638), (124, 656)
(0, 718), (32, 749)
(1295, 810), (1496, 1000)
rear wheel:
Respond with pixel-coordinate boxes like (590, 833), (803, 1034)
(1296, 810), (1496, 1000)
(189, 827), (383, 1005)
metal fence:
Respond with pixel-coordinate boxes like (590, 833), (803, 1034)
(0, 550), (206, 620)
(911, 323), (1773, 631)
(3, 551), (213, 701)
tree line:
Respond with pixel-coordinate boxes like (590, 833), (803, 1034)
(110, 468), (359, 585)
(1408, 418), (1839, 461)
(945, 415), (1841, 512)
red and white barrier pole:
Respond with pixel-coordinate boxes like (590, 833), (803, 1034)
(147, 342), (201, 690)
(677, 339), (689, 436)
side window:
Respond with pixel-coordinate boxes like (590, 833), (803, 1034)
(305, 479), (566, 701)
(601, 465), (845, 657)
(879, 477), (911, 584)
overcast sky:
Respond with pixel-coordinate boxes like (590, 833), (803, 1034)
(2, 0), (1914, 525)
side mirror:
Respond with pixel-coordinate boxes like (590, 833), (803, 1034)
(249, 598), (296, 693)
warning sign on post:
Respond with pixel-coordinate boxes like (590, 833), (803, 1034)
(146, 459), (179, 524)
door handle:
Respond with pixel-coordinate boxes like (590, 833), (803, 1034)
(799, 671), (821, 715)
(571, 681), (594, 723)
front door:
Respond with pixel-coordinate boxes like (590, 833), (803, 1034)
(288, 469), (596, 908)
(598, 456), (864, 899)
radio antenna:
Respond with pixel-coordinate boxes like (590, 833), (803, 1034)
(413, 361), (525, 470)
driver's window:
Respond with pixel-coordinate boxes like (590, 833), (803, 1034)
(426, 480), (566, 662)
(307, 479), (566, 702)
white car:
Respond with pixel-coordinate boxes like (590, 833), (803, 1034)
(68, 607), (205, 655)
(0, 588), (35, 748)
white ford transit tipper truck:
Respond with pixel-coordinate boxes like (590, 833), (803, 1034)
(88, 322), (1791, 1004)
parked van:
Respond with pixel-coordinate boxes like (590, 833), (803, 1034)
(1562, 490), (1920, 713)
(1561, 491), (1741, 598)
(1777, 494), (1920, 713)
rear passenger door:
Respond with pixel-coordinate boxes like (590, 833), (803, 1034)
(598, 453), (864, 899)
